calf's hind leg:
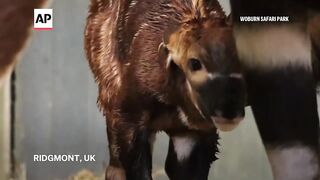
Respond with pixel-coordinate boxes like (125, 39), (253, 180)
(105, 110), (153, 180)
(165, 131), (218, 180)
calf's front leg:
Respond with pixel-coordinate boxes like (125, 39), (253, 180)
(105, 110), (153, 180)
(165, 131), (218, 180)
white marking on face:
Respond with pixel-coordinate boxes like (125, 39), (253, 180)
(172, 136), (196, 162)
(208, 73), (243, 80)
(178, 107), (190, 127)
(208, 73), (223, 80)
(234, 25), (312, 70)
(267, 145), (319, 180)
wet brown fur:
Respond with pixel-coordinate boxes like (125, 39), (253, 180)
(85, 0), (230, 133)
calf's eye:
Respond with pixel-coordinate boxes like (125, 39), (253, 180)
(188, 58), (202, 71)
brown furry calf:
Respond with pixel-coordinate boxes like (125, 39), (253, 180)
(85, 0), (246, 179)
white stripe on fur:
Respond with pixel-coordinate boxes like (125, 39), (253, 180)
(172, 136), (196, 162)
(234, 26), (312, 70)
(267, 145), (319, 180)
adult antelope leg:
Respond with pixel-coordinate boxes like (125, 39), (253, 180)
(246, 67), (320, 180)
(105, 110), (153, 180)
(230, 1), (320, 178)
(165, 131), (218, 180)
(235, 25), (320, 179)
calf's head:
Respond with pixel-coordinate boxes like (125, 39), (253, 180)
(163, 9), (246, 131)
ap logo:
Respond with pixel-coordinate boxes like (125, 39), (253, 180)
(34, 9), (53, 30)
